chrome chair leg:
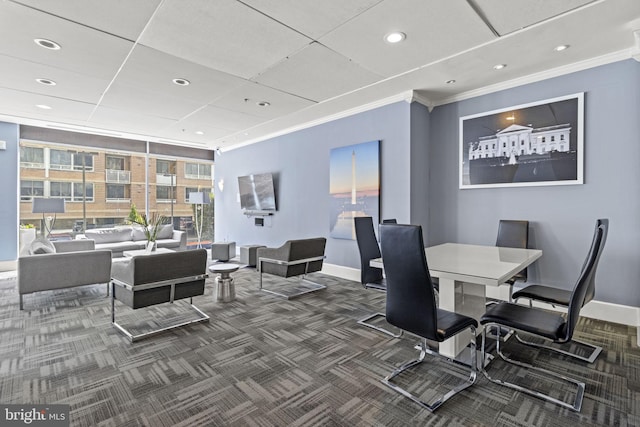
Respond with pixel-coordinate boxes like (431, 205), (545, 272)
(514, 333), (602, 364)
(357, 312), (403, 338)
(382, 327), (477, 412)
(481, 324), (585, 412)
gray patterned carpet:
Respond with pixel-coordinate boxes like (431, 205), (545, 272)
(0, 266), (638, 426)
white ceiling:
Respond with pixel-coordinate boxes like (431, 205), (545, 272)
(0, 0), (639, 151)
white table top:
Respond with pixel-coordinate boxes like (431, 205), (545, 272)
(371, 242), (542, 287)
(123, 247), (174, 257)
(209, 263), (240, 273)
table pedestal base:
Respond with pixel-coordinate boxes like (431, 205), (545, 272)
(438, 278), (487, 359)
(215, 274), (235, 302)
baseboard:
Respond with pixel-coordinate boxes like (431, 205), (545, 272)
(322, 263), (361, 283)
(0, 261), (17, 272)
(328, 265), (640, 331)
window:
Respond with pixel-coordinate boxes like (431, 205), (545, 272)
(521, 150), (525, 155)
(73, 182), (94, 202)
(503, 142), (506, 148)
(20, 180), (44, 201)
(106, 184), (127, 200)
(50, 150), (72, 170)
(157, 185), (175, 201)
(521, 140), (525, 145)
(184, 163), (212, 179)
(561, 135), (565, 140)
(492, 144), (495, 149)
(185, 187), (211, 203)
(511, 141), (515, 146)
(50, 181), (72, 200)
(551, 136), (555, 142)
(50, 181), (94, 201)
(156, 159), (175, 175)
(106, 156), (125, 170)
(20, 147), (44, 168)
(541, 137), (546, 142)
(50, 150), (94, 171)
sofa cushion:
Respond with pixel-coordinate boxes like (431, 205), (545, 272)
(156, 224), (174, 240)
(131, 226), (147, 241)
(28, 237), (57, 255)
(86, 227), (133, 244)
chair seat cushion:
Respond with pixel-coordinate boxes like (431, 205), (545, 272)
(436, 309), (478, 341)
(512, 284), (571, 306)
(480, 303), (566, 341)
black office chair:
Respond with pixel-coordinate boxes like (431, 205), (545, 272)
(511, 219), (607, 363)
(480, 218), (608, 412)
(354, 216), (401, 337)
(496, 219), (529, 291)
(379, 224), (477, 412)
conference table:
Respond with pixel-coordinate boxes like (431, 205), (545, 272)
(371, 243), (542, 360)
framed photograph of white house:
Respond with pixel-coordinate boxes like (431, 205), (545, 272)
(329, 140), (380, 240)
(459, 92), (584, 189)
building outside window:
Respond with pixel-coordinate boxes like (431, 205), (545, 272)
(19, 138), (213, 245)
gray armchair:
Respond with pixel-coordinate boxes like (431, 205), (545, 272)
(110, 249), (209, 342)
(257, 237), (327, 299)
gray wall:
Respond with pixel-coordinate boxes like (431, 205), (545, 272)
(428, 59), (640, 307)
(0, 121), (19, 262)
(214, 101), (412, 269)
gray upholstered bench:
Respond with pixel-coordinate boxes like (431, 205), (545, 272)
(240, 244), (266, 267)
(211, 241), (236, 261)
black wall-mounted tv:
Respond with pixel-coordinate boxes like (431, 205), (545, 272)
(238, 173), (276, 213)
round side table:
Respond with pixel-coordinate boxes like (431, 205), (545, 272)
(209, 263), (239, 302)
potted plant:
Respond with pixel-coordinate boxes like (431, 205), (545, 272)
(127, 204), (168, 252)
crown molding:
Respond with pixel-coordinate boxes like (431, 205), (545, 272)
(432, 49), (632, 107)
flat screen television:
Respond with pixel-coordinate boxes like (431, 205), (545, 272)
(238, 173), (276, 213)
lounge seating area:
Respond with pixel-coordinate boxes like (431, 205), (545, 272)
(81, 225), (187, 257)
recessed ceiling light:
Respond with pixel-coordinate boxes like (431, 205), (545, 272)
(36, 104), (52, 110)
(172, 78), (190, 86)
(554, 44), (570, 52)
(384, 32), (406, 44)
(34, 38), (61, 50)
(445, 79), (456, 84)
(256, 101), (270, 107)
(195, 131), (204, 135)
(36, 78), (56, 86)
(493, 64), (507, 70)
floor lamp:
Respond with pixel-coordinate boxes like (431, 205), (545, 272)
(32, 198), (65, 238)
(188, 192), (210, 249)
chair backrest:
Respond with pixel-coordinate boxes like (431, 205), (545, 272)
(564, 219), (608, 342)
(496, 220), (529, 249)
(131, 249), (208, 285)
(496, 219), (529, 281)
(380, 224), (439, 341)
(354, 216), (383, 285)
(287, 238), (326, 274)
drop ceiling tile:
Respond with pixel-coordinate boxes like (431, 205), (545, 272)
(161, 121), (231, 142)
(0, 1), (134, 80)
(241, 0), (383, 39)
(253, 42), (384, 102)
(0, 54), (109, 103)
(211, 82), (316, 119)
(89, 105), (177, 135)
(473, 0), (595, 36)
(319, 0), (496, 77)
(138, 0), (312, 79)
(0, 88), (95, 120)
(10, 0), (161, 40)
(99, 83), (204, 120)
(181, 105), (267, 132)
(113, 45), (248, 105)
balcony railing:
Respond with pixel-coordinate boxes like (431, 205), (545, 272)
(106, 169), (131, 184)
